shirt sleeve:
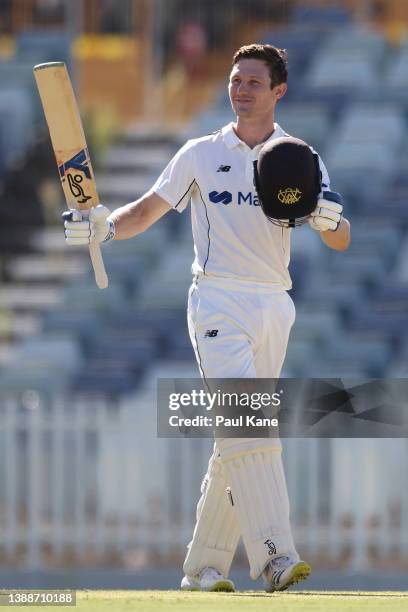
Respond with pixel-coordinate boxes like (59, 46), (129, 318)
(309, 144), (331, 193)
(150, 140), (196, 213)
(318, 155), (331, 192)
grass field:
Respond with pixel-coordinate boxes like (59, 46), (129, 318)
(3, 590), (408, 611)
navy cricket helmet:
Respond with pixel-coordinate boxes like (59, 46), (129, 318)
(253, 136), (322, 228)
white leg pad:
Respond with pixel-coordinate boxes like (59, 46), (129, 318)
(183, 447), (241, 578)
(216, 438), (298, 580)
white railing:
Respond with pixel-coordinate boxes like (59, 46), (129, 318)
(1, 394), (408, 570)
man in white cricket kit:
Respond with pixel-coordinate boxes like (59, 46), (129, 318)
(64, 44), (350, 592)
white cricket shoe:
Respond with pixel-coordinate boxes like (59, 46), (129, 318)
(180, 574), (200, 591)
(180, 567), (235, 592)
(263, 555), (311, 592)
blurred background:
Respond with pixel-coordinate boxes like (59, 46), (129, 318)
(1, 0), (408, 591)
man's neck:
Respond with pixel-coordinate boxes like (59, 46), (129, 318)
(234, 117), (276, 149)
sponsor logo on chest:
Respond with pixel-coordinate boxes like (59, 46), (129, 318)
(208, 190), (260, 206)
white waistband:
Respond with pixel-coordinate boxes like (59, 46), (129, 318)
(193, 273), (289, 294)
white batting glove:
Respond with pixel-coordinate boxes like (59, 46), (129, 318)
(63, 204), (115, 245)
(308, 191), (343, 232)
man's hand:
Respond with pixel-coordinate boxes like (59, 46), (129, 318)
(308, 191), (343, 232)
(63, 204), (114, 245)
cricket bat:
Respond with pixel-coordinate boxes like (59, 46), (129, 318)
(33, 61), (108, 289)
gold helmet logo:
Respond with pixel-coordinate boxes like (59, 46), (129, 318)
(278, 188), (302, 205)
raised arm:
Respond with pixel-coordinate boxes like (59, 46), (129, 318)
(319, 217), (351, 251)
(110, 191), (172, 240)
(63, 191), (172, 246)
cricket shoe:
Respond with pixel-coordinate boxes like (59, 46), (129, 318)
(263, 555), (311, 592)
(180, 567), (235, 592)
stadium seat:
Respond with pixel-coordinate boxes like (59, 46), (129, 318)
(348, 310), (408, 341)
(70, 364), (141, 395)
(292, 5), (351, 29)
(335, 104), (405, 148)
(322, 336), (392, 376)
(42, 308), (105, 346)
(322, 26), (388, 63)
(261, 26), (325, 79)
(383, 46), (408, 102)
(306, 55), (378, 92)
(326, 251), (389, 285)
(12, 335), (83, 373)
(62, 282), (127, 314)
(0, 88), (33, 173)
(16, 31), (72, 67)
(301, 278), (367, 312)
(291, 307), (341, 344)
(0, 334), (82, 393)
(284, 338), (321, 375)
(303, 358), (370, 378)
(275, 103), (332, 152)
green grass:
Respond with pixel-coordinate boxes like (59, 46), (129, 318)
(4, 590), (408, 612)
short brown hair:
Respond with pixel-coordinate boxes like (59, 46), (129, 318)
(232, 44), (288, 88)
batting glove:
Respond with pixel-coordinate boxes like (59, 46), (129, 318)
(63, 204), (115, 245)
(308, 191), (343, 232)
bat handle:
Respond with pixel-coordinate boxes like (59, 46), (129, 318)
(89, 241), (108, 289)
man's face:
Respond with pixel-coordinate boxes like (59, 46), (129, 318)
(228, 58), (286, 119)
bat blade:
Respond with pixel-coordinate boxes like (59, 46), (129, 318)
(34, 61), (108, 289)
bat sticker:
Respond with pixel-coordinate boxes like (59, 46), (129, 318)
(66, 173), (92, 204)
(59, 148), (92, 179)
(59, 148), (92, 204)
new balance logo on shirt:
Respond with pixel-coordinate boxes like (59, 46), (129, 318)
(217, 165), (231, 172)
(204, 329), (218, 337)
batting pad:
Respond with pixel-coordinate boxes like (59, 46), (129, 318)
(183, 447), (241, 578)
(216, 438), (298, 580)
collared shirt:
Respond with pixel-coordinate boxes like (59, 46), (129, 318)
(151, 122), (330, 287)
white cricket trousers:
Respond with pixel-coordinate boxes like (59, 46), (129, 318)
(184, 274), (298, 579)
(187, 275), (295, 379)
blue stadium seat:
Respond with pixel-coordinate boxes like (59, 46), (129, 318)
(322, 336), (392, 376)
(383, 46), (408, 103)
(323, 26), (388, 63)
(0, 87), (33, 172)
(261, 26), (325, 78)
(112, 308), (186, 337)
(0, 335), (83, 393)
(327, 251), (389, 285)
(326, 141), (395, 200)
(306, 55), (378, 92)
(62, 282), (127, 314)
(302, 357), (371, 378)
(336, 104), (405, 149)
(161, 327), (195, 361)
(294, 87), (353, 117)
(16, 31), (72, 67)
(70, 365), (141, 395)
(292, 5), (351, 29)
(89, 335), (160, 364)
(284, 338), (321, 375)
(42, 309), (105, 346)
(275, 103), (332, 153)
(301, 278), (367, 312)
(83, 254), (144, 294)
(348, 310), (408, 341)
(360, 196), (408, 224)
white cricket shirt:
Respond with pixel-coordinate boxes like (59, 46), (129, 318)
(152, 122), (330, 288)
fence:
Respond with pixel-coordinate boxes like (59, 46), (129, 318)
(1, 393), (408, 571)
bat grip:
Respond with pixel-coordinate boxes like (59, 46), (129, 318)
(89, 241), (108, 289)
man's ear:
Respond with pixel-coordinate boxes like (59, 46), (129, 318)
(274, 83), (287, 100)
